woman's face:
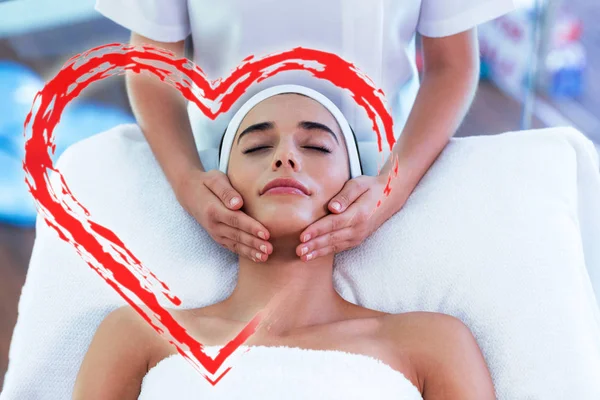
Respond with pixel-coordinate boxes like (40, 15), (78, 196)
(227, 93), (350, 238)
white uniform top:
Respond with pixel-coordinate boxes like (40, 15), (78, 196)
(95, 0), (515, 151)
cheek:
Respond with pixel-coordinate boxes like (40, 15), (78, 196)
(320, 156), (350, 188)
(228, 160), (252, 193)
(229, 173), (253, 199)
(309, 163), (349, 209)
(228, 162), (264, 213)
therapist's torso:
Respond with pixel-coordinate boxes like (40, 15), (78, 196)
(95, 0), (516, 150)
(185, 0), (421, 150)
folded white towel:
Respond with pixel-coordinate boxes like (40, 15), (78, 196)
(138, 345), (423, 400)
(2, 124), (600, 399)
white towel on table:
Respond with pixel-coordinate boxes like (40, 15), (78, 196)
(2, 124), (600, 399)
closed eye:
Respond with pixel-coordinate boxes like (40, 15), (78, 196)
(305, 145), (331, 153)
(243, 146), (332, 154)
(243, 146), (270, 154)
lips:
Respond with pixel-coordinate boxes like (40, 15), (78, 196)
(261, 177), (310, 196)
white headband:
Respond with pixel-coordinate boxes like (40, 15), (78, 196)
(218, 84), (363, 178)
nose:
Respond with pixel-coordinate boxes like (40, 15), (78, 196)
(271, 143), (301, 172)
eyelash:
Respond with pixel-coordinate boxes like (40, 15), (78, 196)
(243, 145), (332, 154)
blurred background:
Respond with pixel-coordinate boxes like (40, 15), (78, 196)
(1, 0), (599, 389)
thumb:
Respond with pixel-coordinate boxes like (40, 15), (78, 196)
(223, 187), (243, 210)
(226, 193), (243, 209)
(329, 179), (365, 213)
(205, 173), (243, 210)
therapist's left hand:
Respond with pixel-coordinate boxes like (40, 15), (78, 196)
(296, 174), (395, 261)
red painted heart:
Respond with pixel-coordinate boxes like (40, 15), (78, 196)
(22, 43), (399, 385)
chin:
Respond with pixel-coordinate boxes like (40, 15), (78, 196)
(264, 225), (304, 239)
(250, 204), (323, 238)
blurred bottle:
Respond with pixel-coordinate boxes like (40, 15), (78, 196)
(531, 0), (586, 98)
(544, 41), (586, 98)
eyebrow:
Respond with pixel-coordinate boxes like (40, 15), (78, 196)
(236, 120), (339, 145)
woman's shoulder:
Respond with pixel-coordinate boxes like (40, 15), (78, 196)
(122, 304), (240, 346)
(97, 305), (194, 358)
(382, 311), (477, 356)
(105, 304), (216, 340)
(381, 312), (495, 398)
(101, 305), (162, 336)
(73, 306), (163, 398)
(100, 306), (166, 352)
(101, 304), (200, 332)
(383, 311), (471, 335)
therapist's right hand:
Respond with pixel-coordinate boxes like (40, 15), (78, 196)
(177, 169), (272, 263)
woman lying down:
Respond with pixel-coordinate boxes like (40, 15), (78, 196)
(73, 85), (495, 399)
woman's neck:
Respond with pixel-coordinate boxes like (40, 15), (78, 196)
(221, 234), (352, 336)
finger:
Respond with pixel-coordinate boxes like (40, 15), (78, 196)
(328, 178), (369, 214)
(296, 226), (354, 260)
(299, 210), (352, 244)
(203, 172), (244, 210)
(219, 236), (269, 262)
(217, 223), (273, 255)
(216, 207), (271, 241)
(300, 190), (374, 244)
(303, 243), (351, 262)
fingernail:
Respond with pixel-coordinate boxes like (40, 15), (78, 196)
(260, 245), (267, 253)
(255, 252), (263, 261)
(230, 197), (240, 207)
(306, 253), (313, 261)
(301, 247), (308, 256)
(258, 231), (266, 240)
(331, 201), (341, 211)
(303, 234), (311, 242)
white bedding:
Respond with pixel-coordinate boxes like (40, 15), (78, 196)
(2, 124), (600, 399)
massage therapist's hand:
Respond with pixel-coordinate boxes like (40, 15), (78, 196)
(297, 174), (395, 261)
(177, 169), (273, 262)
